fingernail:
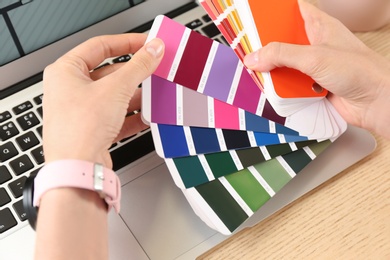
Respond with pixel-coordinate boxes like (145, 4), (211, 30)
(244, 51), (259, 68)
(146, 39), (164, 58)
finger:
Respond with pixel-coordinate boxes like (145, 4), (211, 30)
(243, 41), (344, 92)
(298, 0), (345, 45)
(127, 88), (142, 113)
(244, 41), (375, 99)
(59, 33), (147, 73)
(113, 113), (149, 143)
(90, 63), (125, 81)
(297, 0), (329, 45)
(244, 42), (326, 74)
(100, 38), (164, 96)
(298, 0), (366, 50)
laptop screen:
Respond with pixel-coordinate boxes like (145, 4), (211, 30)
(0, 0), (194, 91)
(0, 0), (145, 67)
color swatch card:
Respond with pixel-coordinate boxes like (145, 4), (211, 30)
(142, 75), (299, 136)
(149, 122), (310, 158)
(144, 15), (347, 140)
(165, 139), (322, 189)
(182, 139), (332, 234)
(199, 0), (329, 116)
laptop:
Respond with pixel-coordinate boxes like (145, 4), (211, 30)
(0, 0), (376, 259)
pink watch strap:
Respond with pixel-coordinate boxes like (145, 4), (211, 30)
(33, 160), (121, 213)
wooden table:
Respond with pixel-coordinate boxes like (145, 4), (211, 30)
(199, 2), (390, 259)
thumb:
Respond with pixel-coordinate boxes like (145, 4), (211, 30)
(298, 0), (364, 48)
(243, 41), (323, 74)
(102, 38), (165, 94)
(297, 0), (327, 45)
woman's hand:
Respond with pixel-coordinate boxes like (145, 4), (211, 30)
(42, 33), (164, 168)
(244, 0), (390, 138)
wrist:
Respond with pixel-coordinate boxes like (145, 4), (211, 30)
(34, 188), (109, 260)
(42, 125), (112, 167)
(33, 160), (120, 210)
(39, 187), (108, 213)
(43, 141), (111, 168)
(23, 159), (121, 230)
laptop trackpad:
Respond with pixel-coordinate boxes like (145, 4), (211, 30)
(119, 164), (216, 260)
(118, 126), (376, 259)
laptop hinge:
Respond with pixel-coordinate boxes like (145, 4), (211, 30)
(128, 2), (198, 33)
(0, 72), (43, 100)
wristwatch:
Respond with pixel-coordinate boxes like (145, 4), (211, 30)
(23, 160), (121, 230)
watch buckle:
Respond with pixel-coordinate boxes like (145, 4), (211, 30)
(93, 163), (105, 198)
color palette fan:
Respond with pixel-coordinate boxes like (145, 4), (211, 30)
(199, 0), (330, 116)
(141, 2), (346, 235)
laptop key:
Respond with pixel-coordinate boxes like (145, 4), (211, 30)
(12, 101), (33, 115)
(201, 22), (221, 38)
(220, 36), (229, 46)
(33, 94), (43, 105)
(0, 142), (19, 162)
(112, 54), (131, 63)
(16, 111), (40, 131)
(9, 155), (34, 176)
(185, 19), (203, 29)
(37, 106), (43, 118)
(0, 122), (19, 141)
(8, 176), (27, 198)
(30, 168), (42, 177)
(202, 14), (212, 23)
(0, 166), (12, 185)
(110, 131), (154, 171)
(12, 200), (27, 221)
(31, 146), (44, 165)
(36, 125), (43, 137)
(0, 188), (11, 207)
(0, 111), (12, 123)
(16, 131), (39, 151)
(0, 208), (17, 234)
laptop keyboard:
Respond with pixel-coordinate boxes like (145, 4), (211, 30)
(0, 96), (43, 234)
(0, 10), (224, 238)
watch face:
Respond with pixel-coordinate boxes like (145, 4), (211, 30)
(23, 171), (39, 231)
